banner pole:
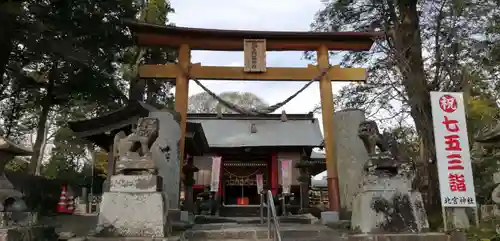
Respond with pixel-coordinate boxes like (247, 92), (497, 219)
(442, 206), (448, 232)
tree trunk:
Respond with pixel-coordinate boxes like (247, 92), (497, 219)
(37, 114), (52, 168)
(129, 75), (145, 102)
(28, 63), (57, 175)
(0, 2), (20, 90)
(395, 1), (441, 212)
(29, 92), (52, 175)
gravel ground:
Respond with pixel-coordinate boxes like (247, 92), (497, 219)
(39, 213), (98, 237)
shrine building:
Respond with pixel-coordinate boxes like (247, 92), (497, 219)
(68, 101), (326, 216)
(189, 112), (323, 216)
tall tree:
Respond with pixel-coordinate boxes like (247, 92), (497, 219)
(36, 0), (176, 179)
(311, 0), (500, 211)
(14, 0), (139, 174)
(125, 0), (176, 104)
(0, 1), (21, 87)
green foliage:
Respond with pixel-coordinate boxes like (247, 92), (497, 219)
(390, 126), (419, 159)
(93, 151), (109, 178)
(6, 0), (139, 103)
(43, 155), (81, 181)
(1, 0), (176, 175)
(468, 95), (500, 204)
(0, 0), (176, 182)
(1, 0), (143, 173)
(126, 0), (176, 103)
(469, 97), (500, 134)
(472, 153), (500, 204)
(35, 0), (176, 178)
(42, 125), (107, 188)
(466, 217), (500, 240)
(427, 212), (445, 232)
(6, 171), (66, 215)
(0, 0), (172, 215)
(4, 157), (29, 172)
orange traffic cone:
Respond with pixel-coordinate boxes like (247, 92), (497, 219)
(57, 185), (68, 213)
(66, 192), (74, 214)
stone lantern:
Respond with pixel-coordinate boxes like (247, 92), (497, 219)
(0, 132), (33, 225)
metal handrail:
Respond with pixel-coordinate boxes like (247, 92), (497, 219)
(260, 190), (282, 241)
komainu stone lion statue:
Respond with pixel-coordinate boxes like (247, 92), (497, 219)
(358, 120), (388, 156)
(114, 118), (159, 158)
(357, 120), (413, 175)
(358, 120), (400, 157)
(351, 120), (427, 233)
(113, 117), (159, 174)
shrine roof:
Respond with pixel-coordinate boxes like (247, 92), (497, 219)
(68, 102), (155, 138)
(67, 102), (209, 153)
(125, 20), (383, 51)
(187, 113), (323, 148)
(476, 122), (500, 143)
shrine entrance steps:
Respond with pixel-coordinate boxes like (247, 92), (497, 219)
(73, 223), (344, 241)
(65, 215), (450, 241)
(192, 214), (318, 225)
(182, 222), (344, 241)
(181, 222), (449, 241)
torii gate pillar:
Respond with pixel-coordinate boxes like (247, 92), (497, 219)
(317, 45), (340, 212)
(175, 44), (190, 162)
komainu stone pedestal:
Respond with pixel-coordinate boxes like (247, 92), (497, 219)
(95, 174), (168, 237)
(351, 175), (429, 233)
(351, 120), (429, 234)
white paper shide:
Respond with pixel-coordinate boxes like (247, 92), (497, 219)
(281, 159), (292, 194)
(256, 174), (264, 194)
(210, 156), (222, 192)
(430, 91), (476, 207)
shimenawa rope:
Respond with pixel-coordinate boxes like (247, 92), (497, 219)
(180, 66), (330, 115)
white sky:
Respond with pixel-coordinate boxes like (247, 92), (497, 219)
(168, 0), (352, 135)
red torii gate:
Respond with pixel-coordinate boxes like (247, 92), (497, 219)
(126, 20), (381, 213)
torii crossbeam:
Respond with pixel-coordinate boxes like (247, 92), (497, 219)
(126, 20), (382, 214)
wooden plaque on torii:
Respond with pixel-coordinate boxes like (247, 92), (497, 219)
(125, 20), (382, 213)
